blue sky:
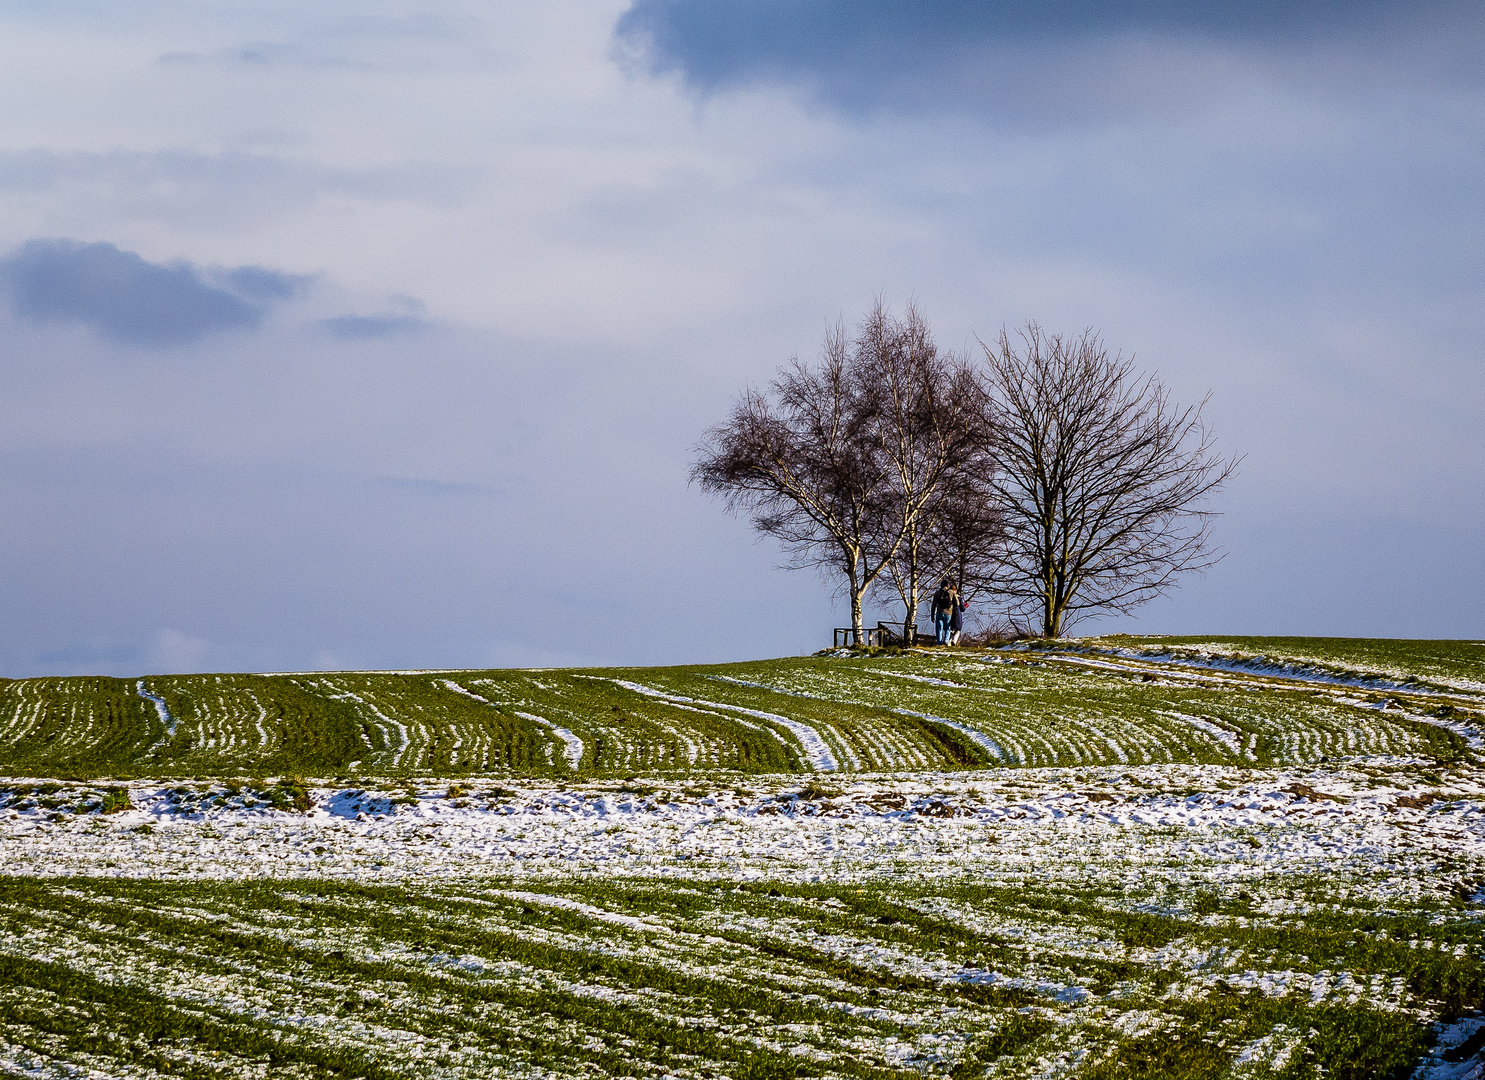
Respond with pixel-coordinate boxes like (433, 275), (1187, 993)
(0, 0), (1481, 676)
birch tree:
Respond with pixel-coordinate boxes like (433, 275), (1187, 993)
(856, 300), (996, 639)
(690, 322), (895, 637)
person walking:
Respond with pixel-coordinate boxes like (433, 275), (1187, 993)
(931, 579), (954, 645)
(949, 588), (966, 646)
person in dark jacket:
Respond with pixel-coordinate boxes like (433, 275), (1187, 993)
(931, 580), (954, 644)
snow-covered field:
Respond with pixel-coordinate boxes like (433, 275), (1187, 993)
(2, 639), (1481, 780)
(2, 763), (1480, 888)
(0, 759), (1481, 1079)
(0, 639), (1481, 1079)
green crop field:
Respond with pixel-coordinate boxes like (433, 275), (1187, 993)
(0, 872), (1475, 1080)
(0, 637), (1477, 779)
(0, 637), (1481, 1079)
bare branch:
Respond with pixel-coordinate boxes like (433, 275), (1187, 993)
(691, 318), (893, 634)
(857, 300), (999, 637)
(976, 323), (1240, 637)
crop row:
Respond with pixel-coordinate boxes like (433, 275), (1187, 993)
(0, 870), (1475, 1080)
(0, 648), (1474, 779)
(1093, 636), (1485, 695)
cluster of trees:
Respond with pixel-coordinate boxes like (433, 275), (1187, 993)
(691, 301), (1238, 639)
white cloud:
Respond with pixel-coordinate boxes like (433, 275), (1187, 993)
(0, 0), (1479, 676)
(147, 629), (213, 674)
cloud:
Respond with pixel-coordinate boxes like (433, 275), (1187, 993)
(0, 148), (473, 230)
(221, 265), (311, 301)
(0, 239), (304, 347)
(317, 313), (430, 339)
(33, 628), (211, 675)
(614, 0), (1483, 121)
(618, 0), (1418, 62)
(147, 628), (213, 674)
(155, 11), (486, 71)
(0, 1), (1478, 678)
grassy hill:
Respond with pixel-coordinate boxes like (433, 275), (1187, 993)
(0, 636), (1478, 779)
(0, 637), (1480, 1080)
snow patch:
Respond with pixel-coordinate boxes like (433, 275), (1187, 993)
(136, 681), (175, 736)
(514, 711), (584, 769)
(892, 709), (1007, 762)
(603, 678), (839, 772)
(1158, 711), (1243, 755)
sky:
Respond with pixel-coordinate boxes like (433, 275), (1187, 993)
(0, 0), (1481, 677)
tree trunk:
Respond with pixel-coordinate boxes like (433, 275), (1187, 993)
(1041, 565), (1057, 637)
(904, 537), (920, 643)
(847, 558), (865, 638)
(1044, 581), (1065, 637)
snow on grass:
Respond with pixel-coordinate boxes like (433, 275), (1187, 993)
(1157, 710), (1244, 756)
(320, 678), (411, 766)
(1, 762), (1478, 890)
(514, 711), (584, 769)
(0, 640), (1477, 777)
(1093, 636), (1485, 697)
(136, 679), (174, 734)
(1413, 1015), (1485, 1080)
(0, 761), (1478, 1079)
(0, 639), (1480, 1076)
(605, 678), (839, 772)
(890, 708), (1008, 762)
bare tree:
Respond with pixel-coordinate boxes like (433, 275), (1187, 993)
(922, 467), (1005, 597)
(979, 324), (1239, 638)
(690, 322), (896, 637)
(856, 300), (995, 640)
(873, 462), (1004, 640)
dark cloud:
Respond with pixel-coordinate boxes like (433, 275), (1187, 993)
(317, 313), (430, 338)
(0, 239), (301, 347)
(220, 265), (311, 301)
(615, 0), (1480, 119)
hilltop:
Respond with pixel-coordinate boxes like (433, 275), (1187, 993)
(0, 636), (1478, 780)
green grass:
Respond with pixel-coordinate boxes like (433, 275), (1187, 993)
(0, 637), (1480, 1077)
(0, 872), (1473, 1079)
(0, 638), (1477, 779)
(1095, 635), (1485, 693)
